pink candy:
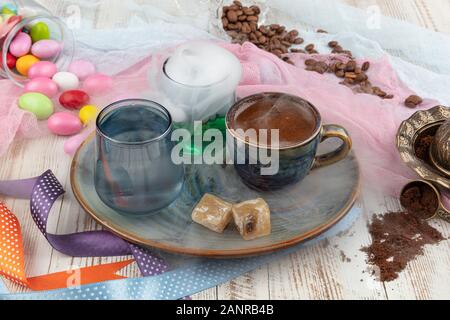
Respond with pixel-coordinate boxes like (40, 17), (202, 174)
(9, 32), (31, 57)
(47, 112), (83, 136)
(24, 77), (59, 98)
(68, 60), (96, 80)
(27, 61), (58, 79)
(31, 40), (62, 59)
(83, 73), (112, 95)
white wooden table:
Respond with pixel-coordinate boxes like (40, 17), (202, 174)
(1, 0), (449, 300)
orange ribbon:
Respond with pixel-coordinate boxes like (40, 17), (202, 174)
(0, 201), (132, 291)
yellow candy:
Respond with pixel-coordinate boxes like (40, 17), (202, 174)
(79, 105), (98, 125)
(16, 55), (40, 76)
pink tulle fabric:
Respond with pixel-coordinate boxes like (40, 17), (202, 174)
(0, 41), (448, 205)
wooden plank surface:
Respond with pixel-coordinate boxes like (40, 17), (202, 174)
(1, 0), (449, 300)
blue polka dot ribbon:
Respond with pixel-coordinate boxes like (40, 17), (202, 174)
(0, 170), (361, 300)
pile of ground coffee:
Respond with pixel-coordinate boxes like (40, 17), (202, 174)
(363, 211), (444, 282)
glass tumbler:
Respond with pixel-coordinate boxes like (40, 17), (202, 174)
(94, 99), (185, 215)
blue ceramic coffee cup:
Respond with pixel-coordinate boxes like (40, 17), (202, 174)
(226, 93), (352, 191)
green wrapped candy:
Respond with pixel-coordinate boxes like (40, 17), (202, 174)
(30, 22), (51, 42)
(18, 93), (54, 120)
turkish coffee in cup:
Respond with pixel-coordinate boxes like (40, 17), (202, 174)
(226, 92), (352, 191)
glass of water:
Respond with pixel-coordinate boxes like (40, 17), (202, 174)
(94, 99), (184, 215)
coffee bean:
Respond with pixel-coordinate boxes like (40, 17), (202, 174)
(222, 17), (229, 28)
(355, 73), (368, 82)
(362, 61), (370, 71)
(250, 5), (260, 14)
(233, 0), (242, 7)
(277, 26), (286, 34)
(345, 61), (357, 72)
(328, 41), (338, 48)
(238, 15), (247, 21)
(294, 37), (304, 45)
(305, 44), (315, 52)
(405, 95), (423, 108)
(332, 45), (343, 53)
(289, 30), (299, 37)
(243, 8), (254, 15)
(258, 35), (267, 44)
(242, 23), (251, 34)
(373, 87), (387, 98)
(227, 10), (238, 23)
(247, 15), (258, 22)
(305, 59), (317, 66)
(317, 29), (328, 33)
(336, 70), (345, 78)
(336, 62), (346, 70)
(228, 23), (238, 30)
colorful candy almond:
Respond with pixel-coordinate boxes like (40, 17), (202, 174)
(30, 22), (50, 42)
(18, 92), (54, 120)
(9, 32), (32, 57)
(16, 54), (40, 76)
(0, 50), (16, 69)
(79, 105), (98, 125)
(31, 39), (61, 59)
(27, 61), (57, 79)
(68, 60), (96, 80)
(52, 72), (79, 91)
(24, 77), (59, 98)
(59, 90), (90, 110)
(48, 112), (83, 136)
(83, 73), (112, 95)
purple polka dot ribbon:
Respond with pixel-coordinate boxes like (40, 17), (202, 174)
(0, 170), (169, 278)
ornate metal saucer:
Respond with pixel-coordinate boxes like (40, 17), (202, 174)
(430, 119), (450, 177)
(397, 105), (450, 190)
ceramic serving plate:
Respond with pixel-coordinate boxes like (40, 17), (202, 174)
(71, 137), (360, 258)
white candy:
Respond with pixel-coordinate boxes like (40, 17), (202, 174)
(52, 72), (80, 91)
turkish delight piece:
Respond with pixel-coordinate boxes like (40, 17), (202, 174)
(232, 198), (271, 241)
(192, 194), (233, 233)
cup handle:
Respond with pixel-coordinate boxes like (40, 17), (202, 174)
(313, 124), (352, 170)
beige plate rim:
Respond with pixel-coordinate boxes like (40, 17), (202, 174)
(70, 136), (361, 258)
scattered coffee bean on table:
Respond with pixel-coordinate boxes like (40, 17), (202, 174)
(221, 2), (402, 101)
(405, 94), (423, 108)
(362, 211), (444, 282)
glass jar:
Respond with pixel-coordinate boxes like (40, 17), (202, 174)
(12, 0), (50, 17)
(1, 14), (74, 87)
